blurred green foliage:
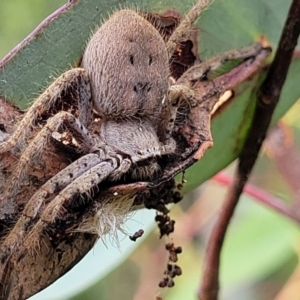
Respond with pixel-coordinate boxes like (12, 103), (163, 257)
(0, 0), (65, 58)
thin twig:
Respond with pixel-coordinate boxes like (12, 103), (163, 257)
(214, 172), (300, 225)
(198, 0), (300, 299)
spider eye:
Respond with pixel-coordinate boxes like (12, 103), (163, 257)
(129, 55), (134, 65)
(149, 55), (153, 65)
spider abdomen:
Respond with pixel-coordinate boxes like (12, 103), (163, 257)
(81, 9), (170, 120)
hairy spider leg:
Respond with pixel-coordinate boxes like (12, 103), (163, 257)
(158, 0), (210, 142)
(41, 157), (131, 223)
(0, 155), (104, 268)
(166, 0), (210, 57)
(0, 111), (96, 215)
(0, 155), (131, 293)
(177, 43), (264, 85)
(1, 161), (131, 300)
(162, 1), (261, 145)
(159, 80), (196, 142)
(0, 68), (92, 154)
(10, 157), (131, 259)
(162, 43), (265, 144)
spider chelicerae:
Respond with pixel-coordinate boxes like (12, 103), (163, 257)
(0, 0), (271, 298)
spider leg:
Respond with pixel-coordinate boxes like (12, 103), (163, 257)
(0, 154), (131, 292)
(161, 0), (211, 143)
(160, 43), (265, 143)
(177, 43), (263, 85)
(41, 156), (131, 223)
(24, 158), (130, 245)
(0, 68), (92, 154)
(0, 134), (99, 295)
(159, 79), (196, 143)
(0, 111), (96, 218)
(0, 158), (131, 299)
(27, 154), (106, 219)
(166, 0), (210, 57)
(0, 154), (105, 261)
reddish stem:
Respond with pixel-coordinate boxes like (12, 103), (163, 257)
(214, 172), (300, 224)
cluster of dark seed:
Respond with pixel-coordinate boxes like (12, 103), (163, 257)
(159, 243), (182, 288)
(139, 180), (184, 290)
(129, 229), (144, 242)
(154, 203), (183, 289)
(155, 213), (175, 238)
